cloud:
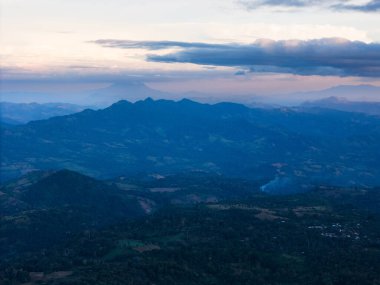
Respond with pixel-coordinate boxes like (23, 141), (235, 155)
(333, 0), (380, 12)
(92, 38), (380, 77)
(235, 70), (247, 76)
(68, 65), (102, 69)
(238, 0), (380, 12)
(91, 39), (226, 50)
(239, 0), (321, 9)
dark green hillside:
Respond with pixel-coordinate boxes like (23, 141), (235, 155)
(0, 170), (261, 260)
(0, 170), (145, 260)
(1, 186), (380, 285)
(23, 170), (129, 209)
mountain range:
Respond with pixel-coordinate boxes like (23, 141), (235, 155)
(0, 81), (174, 107)
(267, 84), (380, 106)
(0, 102), (86, 124)
(1, 98), (380, 187)
(301, 96), (380, 116)
(2, 82), (380, 107)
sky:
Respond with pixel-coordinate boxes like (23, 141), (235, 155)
(1, 0), (380, 99)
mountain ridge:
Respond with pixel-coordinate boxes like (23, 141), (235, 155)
(0, 102), (86, 124)
(301, 96), (380, 116)
(2, 98), (380, 187)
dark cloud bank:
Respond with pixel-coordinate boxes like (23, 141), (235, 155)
(92, 38), (380, 77)
(238, 0), (380, 12)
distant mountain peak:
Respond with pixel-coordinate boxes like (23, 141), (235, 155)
(0, 102), (86, 124)
(324, 96), (348, 102)
(107, 81), (147, 88)
(178, 98), (198, 105)
(304, 96), (349, 105)
(90, 81), (169, 106)
(301, 96), (380, 116)
(331, 84), (378, 90)
(144, 97), (154, 102)
(110, 99), (133, 106)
